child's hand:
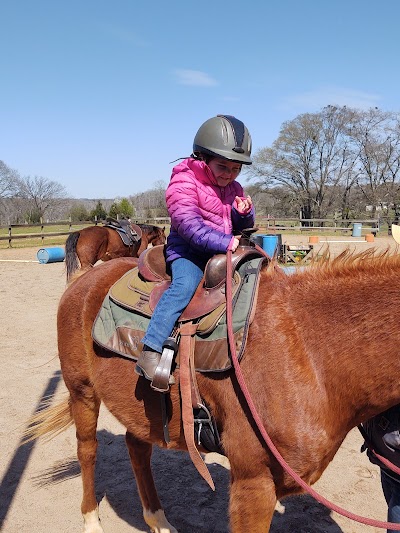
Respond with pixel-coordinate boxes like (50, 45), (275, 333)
(228, 236), (240, 252)
(235, 195), (252, 214)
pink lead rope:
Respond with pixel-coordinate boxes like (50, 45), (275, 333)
(225, 248), (400, 530)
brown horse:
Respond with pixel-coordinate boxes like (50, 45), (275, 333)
(27, 249), (400, 532)
(64, 223), (165, 282)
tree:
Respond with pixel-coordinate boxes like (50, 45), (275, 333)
(251, 106), (361, 222)
(108, 198), (134, 219)
(108, 202), (119, 219)
(69, 202), (90, 222)
(89, 200), (107, 221)
(349, 108), (400, 217)
(118, 197), (134, 218)
(0, 160), (19, 198)
(130, 181), (167, 219)
(16, 175), (68, 222)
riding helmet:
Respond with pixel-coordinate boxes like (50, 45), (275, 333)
(193, 115), (252, 165)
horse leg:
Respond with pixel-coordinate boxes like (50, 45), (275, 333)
(125, 432), (178, 533)
(70, 390), (103, 533)
(229, 474), (277, 532)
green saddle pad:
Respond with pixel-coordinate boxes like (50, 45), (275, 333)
(92, 257), (264, 372)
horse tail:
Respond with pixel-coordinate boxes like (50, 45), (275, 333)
(23, 396), (73, 443)
(65, 231), (81, 282)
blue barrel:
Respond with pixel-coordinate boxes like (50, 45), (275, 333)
(37, 247), (65, 264)
(352, 223), (362, 237)
(261, 235), (279, 258)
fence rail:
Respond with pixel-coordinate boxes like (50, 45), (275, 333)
(0, 218), (171, 247)
(256, 217), (380, 234)
(0, 217), (381, 247)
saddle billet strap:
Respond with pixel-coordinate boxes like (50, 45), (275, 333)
(179, 321), (215, 490)
(188, 328), (202, 409)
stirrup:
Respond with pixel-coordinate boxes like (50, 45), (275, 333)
(151, 337), (178, 393)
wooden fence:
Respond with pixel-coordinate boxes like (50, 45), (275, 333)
(0, 218), (171, 248)
(0, 216), (381, 248)
(256, 217), (380, 234)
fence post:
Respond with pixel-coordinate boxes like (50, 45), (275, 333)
(8, 225), (12, 248)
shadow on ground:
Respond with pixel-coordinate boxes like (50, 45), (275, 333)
(31, 429), (344, 533)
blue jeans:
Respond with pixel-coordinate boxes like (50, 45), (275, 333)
(381, 470), (400, 533)
(141, 258), (204, 353)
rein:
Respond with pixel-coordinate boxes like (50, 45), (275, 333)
(225, 247), (400, 531)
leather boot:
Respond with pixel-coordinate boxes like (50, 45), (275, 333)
(135, 349), (161, 381)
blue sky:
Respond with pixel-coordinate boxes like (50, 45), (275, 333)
(1, 1), (399, 199)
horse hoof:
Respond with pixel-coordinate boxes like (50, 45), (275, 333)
(145, 509), (178, 533)
(82, 509), (104, 533)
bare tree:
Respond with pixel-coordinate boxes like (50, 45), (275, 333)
(349, 108), (400, 216)
(0, 161), (21, 223)
(130, 180), (167, 219)
(251, 106), (360, 222)
(16, 175), (68, 222)
(0, 160), (19, 198)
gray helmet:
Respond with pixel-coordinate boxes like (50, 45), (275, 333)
(193, 114), (252, 165)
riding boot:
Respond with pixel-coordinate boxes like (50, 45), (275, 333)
(135, 348), (161, 381)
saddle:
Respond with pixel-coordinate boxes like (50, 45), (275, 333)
(94, 239), (266, 369)
(111, 244), (252, 323)
(105, 242), (265, 358)
(105, 218), (142, 247)
(92, 238), (268, 488)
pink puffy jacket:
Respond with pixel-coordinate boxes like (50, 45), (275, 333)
(165, 158), (255, 264)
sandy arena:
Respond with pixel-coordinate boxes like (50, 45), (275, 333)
(0, 235), (397, 532)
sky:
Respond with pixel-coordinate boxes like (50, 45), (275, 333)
(1, 0), (399, 199)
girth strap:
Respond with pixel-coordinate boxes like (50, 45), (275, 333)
(179, 321), (215, 490)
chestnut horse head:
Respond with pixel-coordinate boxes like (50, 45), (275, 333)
(64, 223), (166, 282)
(26, 249), (400, 532)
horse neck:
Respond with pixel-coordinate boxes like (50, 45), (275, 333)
(252, 267), (400, 432)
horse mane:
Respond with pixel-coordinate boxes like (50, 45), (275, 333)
(309, 247), (399, 276)
(262, 246), (400, 284)
(138, 223), (159, 232)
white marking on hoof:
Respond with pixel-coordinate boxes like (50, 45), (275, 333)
(83, 508), (104, 533)
(144, 508), (178, 533)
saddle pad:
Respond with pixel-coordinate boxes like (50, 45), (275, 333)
(92, 257), (264, 372)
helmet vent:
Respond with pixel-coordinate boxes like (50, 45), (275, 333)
(218, 114), (245, 152)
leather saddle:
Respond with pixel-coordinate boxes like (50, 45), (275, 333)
(105, 218), (142, 247)
(110, 239), (265, 326)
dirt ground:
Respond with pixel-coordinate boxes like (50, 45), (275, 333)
(0, 235), (398, 533)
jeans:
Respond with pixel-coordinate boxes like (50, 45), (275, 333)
(141, 257), (204, 353)
(381, 470), (400, 533)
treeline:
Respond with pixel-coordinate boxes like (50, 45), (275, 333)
(0, 161), (168, 224)
(2, 106), (400, 225)
(248, 105), (400, 222)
